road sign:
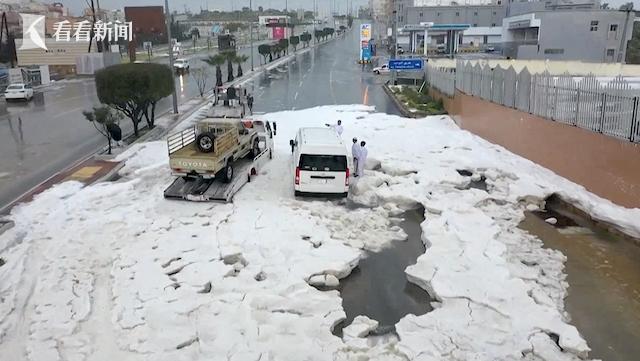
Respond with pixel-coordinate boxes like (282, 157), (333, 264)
(389, 59), (424, 70)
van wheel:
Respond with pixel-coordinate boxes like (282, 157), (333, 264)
(222, 163), (234, 183)
(294, 190), (302, 197)
(374, 70), (380, 75)
(196, 132), (216, 153)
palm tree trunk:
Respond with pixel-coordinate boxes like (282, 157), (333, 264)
(227, 60), (234, 82)
(237, 63), (243, 77)
(216, 66), (223, 86)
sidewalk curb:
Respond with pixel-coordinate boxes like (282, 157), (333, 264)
(382, 83), (421, 118)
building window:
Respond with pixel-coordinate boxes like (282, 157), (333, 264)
(455, 12), (460, 16)
(474, 12), (478, 16)
(610, 24), (618, 32)
(607, 49), (615, 56)
(493, 11), (497, 15)
(491, 23), (496, 27)
(497, 0), (501, 4)
(420, 12), (423, 17)
(544, 48), (565, 54)
(437, 12), (441, 16)
(473, 24), (478, 27)
(590, 20), (599, 31)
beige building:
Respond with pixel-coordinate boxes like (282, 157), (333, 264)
(16, 39), (98, 75)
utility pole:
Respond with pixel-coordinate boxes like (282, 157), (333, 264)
(250, 0), (254, 71)
(165, 0), (179, 114)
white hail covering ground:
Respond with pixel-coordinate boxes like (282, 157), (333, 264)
(1, 105), (639, 361)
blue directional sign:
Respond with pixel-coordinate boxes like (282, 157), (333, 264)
(388, 59), (424, 70)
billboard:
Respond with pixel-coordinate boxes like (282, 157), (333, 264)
(360, 23), (372, 62)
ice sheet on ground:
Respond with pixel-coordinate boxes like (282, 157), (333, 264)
(1, 104), (638, 360)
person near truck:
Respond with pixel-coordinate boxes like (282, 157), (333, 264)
(247, 94), (254, 113)
(325, 120), (343, 136)
(357, 141), (368, 178)
(352, 137), (360, 177)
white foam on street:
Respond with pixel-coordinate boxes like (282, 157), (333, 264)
(1, 104), (638, 360)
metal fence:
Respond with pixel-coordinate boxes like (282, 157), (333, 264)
(451, 61), (640, 143)
(425, 64), (456, 96)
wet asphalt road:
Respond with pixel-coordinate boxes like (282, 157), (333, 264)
(0, 25), (399, 211)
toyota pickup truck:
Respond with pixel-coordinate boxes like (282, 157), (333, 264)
(168, 118), (259, 182)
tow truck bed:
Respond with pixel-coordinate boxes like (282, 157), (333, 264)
(164, 147), (270, 203)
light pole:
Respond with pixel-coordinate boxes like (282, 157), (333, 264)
(392, 7), (398, 85)
(164, 0), (178, 114)
(250, 0), (254, 71)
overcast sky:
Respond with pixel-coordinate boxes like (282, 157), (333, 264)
(61, 0), (638, 16)
(61, 0), (369, 16)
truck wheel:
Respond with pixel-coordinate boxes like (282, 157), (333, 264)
(222, 163), (234, 183)
(196, 132), (216, 153)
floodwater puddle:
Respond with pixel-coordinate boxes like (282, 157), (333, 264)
(519, 195), (640, 361)
(331, 206), (433, 336)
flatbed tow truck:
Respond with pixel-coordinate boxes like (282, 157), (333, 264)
(164, 92), (276, 202)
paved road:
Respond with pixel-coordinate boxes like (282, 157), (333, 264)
(0, 26), (399, 211)
(247, 27), (398, 114)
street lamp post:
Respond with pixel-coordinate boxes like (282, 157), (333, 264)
(164, 0), (179, 114)
(250, 0), (254, 71)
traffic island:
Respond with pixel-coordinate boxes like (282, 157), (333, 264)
(383, 83), (446, 118)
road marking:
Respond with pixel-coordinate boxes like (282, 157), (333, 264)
(294, 92), (299, 100)
(299, 80), (303, 87)
(363, 85), (369, 105)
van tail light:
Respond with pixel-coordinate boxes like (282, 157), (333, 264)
(295, 167), (300, 185)
(345, 168), (350, 186)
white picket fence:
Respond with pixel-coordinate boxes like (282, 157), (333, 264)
(448, 61), (640, 143)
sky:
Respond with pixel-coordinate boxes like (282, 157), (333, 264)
(61, 0), (369, 16)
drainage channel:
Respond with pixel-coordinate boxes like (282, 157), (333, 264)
(330, 206), (433, 337)
(519, 195), (640, 361)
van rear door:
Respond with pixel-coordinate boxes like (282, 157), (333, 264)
(297, 154), (348, 193)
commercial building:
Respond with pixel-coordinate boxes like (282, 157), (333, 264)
(124, 6), (166, 44)
(405, 3), (506, 28)
(502, 9), (635, 62)
(258, 16), (292, 40)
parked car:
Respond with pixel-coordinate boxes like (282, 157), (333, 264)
(173, 58), (190, 72)
(4, 83), (34, 101)
(290, 127), (350, 197)
(373, 63), (390, 75)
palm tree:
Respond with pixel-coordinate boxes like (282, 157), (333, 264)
(222, 50), (236, 82)
(203, 54), (226, 87)
(234, 54), (249, 77)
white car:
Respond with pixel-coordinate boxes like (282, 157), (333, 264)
(4, 83), (34, 101)
(173, 58), (190, 71)
(373, 64), (390, 75)
(290, 127), (350, 197)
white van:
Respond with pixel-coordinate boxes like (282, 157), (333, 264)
(290, 127), (350, 197)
